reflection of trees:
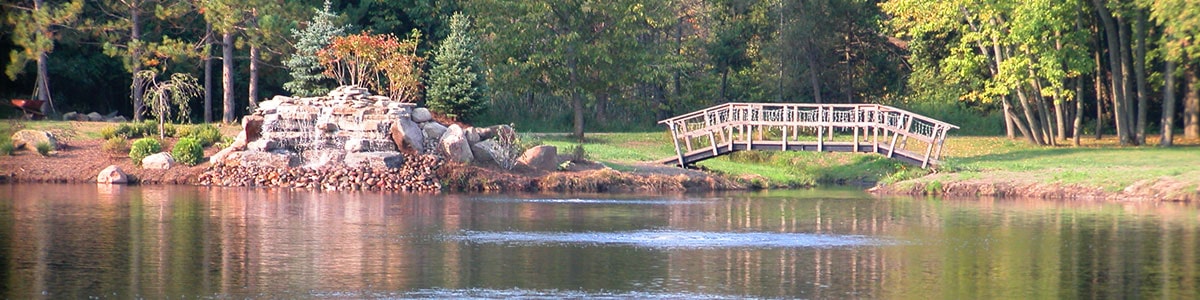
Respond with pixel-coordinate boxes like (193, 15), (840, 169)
(2, 186), (1199, 298)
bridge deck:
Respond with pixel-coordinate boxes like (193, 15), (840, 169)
(657, 103), (957, 168)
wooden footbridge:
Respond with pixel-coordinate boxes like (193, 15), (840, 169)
(657, 103), (958, 168)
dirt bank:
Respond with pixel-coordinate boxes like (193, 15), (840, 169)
(872, 172), (1200, 202)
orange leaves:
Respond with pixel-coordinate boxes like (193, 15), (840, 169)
(317, 31), (425, 102)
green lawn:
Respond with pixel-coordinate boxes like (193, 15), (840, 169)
(536, 132), (1200, 191)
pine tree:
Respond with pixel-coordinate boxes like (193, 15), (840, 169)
(283, 0), (345, 97)
(426, 12), (487, 122)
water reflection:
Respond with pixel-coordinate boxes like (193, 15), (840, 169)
(0, 185), (1198, 298)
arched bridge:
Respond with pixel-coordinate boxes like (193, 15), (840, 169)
(657, 103), (958, 169)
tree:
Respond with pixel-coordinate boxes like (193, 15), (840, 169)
(5, 0), (84, 115)
(283, 0), (345, 97)
(133, 70), (202, 139)
(469, 0), (674, 140)
(426, 12), (487, 122)
(318, 31), (425, 102)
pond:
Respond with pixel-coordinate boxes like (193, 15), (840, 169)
(1, 184), (1198, 298)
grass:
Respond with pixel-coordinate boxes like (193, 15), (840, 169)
(534, 131), (1200, 192)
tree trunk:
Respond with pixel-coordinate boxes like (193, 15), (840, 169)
(1118, 17), (1136, 145)
(1003, 97), (1016, 139)
(1185, 65), (1199, 139)
(1073, 77), (1084, 146)
(131, 5), (144, 122)
(35, 52), (52, 115)
(204, 23), (213, 123)
(222, 32), (236, 124)
(1003, 95), (1035, 144)
(1015, 88), (1045, 145)
(249, 45), (260, 111)
(805, 50), (823, 104)
(1161, 60), (1176, 146)
(568, 48), (584, 141)
(1133, 10), (1149, 145)
(720, 68), (729, 102)
(1094, 49), (1106, 140)
(1093, 0), (1129, 144)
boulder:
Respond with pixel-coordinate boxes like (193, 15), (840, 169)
(62, 112), (78, 121)
(229, 131), (249, 151)
(87, 112), (104, 121)
(242, 115), (264, 141)
(422, 122), (448, 140)
(517, 145), (558, 171)
(141, 152), (175, 170)
(209, 147), (238, 165)
(343, 138), (368, 153)
(412, 107), (433, 123)
(97, 165), (129, 184)
(465, 127), (481, 144)
(300, 149), (346, 168)
(10, 130), (58, 152)
(107, 116), (127, 123)
(247, 139), (280, 152)
(439, 124), (473, 163)
(478, 124), (514, 141)
(390, 119), (424, 153)
(344, 151), (405, 168)
(239, 151), (301, 169)
(470, 139), (503, 166)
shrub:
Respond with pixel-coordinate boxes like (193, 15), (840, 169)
(100, 126), (119, 139)
(162, 123), (177, 137)
(180, 124), (223, 147)
(102, 136), (129, 154)
(0, 140), (13, 156)
(35, 142), (53, 156)
(172, 137), (204, 166)
(129, 138), (162, 166)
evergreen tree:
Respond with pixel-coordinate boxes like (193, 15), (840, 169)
(426, 12), (487, 121)
(283, 0), (345, 97)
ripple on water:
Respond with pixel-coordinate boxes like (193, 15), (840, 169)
(445, 230), (897, 249)
(472, 197), (710, 205)
(358, 288), (738, 299)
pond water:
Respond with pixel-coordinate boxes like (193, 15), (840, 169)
(1, 184), (1198, 299)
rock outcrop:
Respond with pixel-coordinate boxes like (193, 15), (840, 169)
(10, 130), (57, 152)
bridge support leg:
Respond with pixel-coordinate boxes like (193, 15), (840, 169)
(669, 123), (685, 167)
(853, 126), (860, 153)
(782, 126), (788, 150)
(817, 124), (824, 152)
(888, 129), (900, 158)
(709, 131), (719, 157)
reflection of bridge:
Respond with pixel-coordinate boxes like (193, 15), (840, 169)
(657, 103), (958, 168)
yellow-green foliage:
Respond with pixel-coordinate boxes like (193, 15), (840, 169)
(102, 136), (129, 154)
(129, 138), (161, 166)
(171, 137), (203, 166)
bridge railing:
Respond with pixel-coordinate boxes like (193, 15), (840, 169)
(658, 103), (959, 168)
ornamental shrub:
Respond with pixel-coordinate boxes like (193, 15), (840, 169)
(172, 137), (203, 166)
(129, 138), (162, 166)
(180, 124), (223, 147)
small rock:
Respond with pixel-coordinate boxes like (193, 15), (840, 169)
(317, 122), (338, 132)
(240, 151), (301, 169)
(412, 107), (433, 123)
(142, 152), (175, 170)
(97, 165), (129, 184)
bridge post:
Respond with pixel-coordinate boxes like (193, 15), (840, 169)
(668, 122), (685, 167)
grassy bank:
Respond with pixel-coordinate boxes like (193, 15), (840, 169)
(536, 132), (916, 188)
(538, 132), (1200, 196)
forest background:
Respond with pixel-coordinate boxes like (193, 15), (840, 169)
(3, 0), (1199, 146)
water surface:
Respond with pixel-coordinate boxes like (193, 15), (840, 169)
(1, 184), (1198, 298)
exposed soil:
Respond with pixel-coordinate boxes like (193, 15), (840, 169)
(871, 172), (1200, 202)
(0, 132), (740, 193)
